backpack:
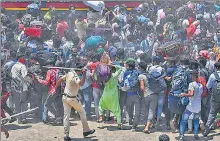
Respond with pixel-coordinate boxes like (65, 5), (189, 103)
(171, 67), (187, 93)
(147, 67), (167, 93)
(212, 72), (220, 102)
(122, 70), (139, 92)
(95, 64), (112, 89)
(140, 39), (150, 53)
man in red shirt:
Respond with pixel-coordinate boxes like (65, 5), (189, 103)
(36, 59), (62, 124)
(56, 13), (69, 39)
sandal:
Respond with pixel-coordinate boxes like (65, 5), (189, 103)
(143, 130), (151, 134)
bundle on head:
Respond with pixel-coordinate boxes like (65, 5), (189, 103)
(24, 26), (42, 39)
(95, 61), (113, 89)
(84, 36), (106, 60)
(26, 3), (40, 17)
(156, 41), (184, 58)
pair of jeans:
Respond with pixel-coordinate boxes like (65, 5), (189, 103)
(79, 86), (92, 118)
(157, 92), (165, 120)
(188, 114), (194, 131)
(179, 109), (200, 136)
(126, 95), (142, 127)
(42, 93), (60, 121)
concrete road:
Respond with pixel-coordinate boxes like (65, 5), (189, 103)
(1, 117), (220, 141)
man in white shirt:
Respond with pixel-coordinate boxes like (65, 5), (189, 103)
(11, 53), (29, 124)
(178, 72), (203, 141)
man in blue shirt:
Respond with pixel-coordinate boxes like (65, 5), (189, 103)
(122, 58), (140, 131)
(204, 62), (220, 137)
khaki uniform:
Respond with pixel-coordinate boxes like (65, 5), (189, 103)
(61, 71), (90, 136)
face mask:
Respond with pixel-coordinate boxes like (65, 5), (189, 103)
(18, 58), (26, 64)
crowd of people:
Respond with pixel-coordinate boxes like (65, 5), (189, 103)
(1, 1), (220, 141)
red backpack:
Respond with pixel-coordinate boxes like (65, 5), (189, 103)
(197, 75), (208, 97)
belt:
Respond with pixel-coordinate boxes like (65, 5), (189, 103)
(63, 94), (77, 98)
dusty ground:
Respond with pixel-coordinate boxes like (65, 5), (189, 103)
(1, 116), (220, 141)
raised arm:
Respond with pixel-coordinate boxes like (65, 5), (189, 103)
(112, 65), (122, 78)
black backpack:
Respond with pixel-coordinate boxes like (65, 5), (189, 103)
(212, 72), (220, 103)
